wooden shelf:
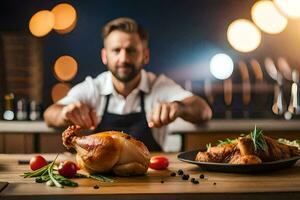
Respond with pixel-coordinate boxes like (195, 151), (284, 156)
(170, 119), (300, 134)
(0, 120), (59, 134)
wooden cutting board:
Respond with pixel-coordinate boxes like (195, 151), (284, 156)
(1, 153), (300, 200)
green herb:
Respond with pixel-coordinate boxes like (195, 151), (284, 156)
(90, 174), (114, 182)
(76, 173), (114, 183)
(217, 138), (236, 146)
(47, 154), (63, 188)
(22, 154), (77, 188)
(23, 164), (49, 178)
(22, 155), (114, 188)
(206, 143), (211, 151)
(250, 125), (268, 153)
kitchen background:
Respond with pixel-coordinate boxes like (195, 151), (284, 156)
(1, 0), (300, 121)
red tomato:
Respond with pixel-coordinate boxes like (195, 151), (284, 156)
(29, 155), (48, 171)
(58, 161), (77, 178)
(149, 156), (169, 170)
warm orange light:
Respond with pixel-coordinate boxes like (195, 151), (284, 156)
(227, 19), (261, 52)
(52, 3), (77, 34)
(274, 0), (300, 19)
(51, 83), (71, 102)
(29, 10), (55, 37)
(252, 0), (287, 34)
(54, 55), (78, 81)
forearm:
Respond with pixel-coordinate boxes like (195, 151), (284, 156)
(177, 96), (212, 123)
(43, 104), (68, 127)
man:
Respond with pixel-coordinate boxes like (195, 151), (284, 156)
(44, 17), (212, 151)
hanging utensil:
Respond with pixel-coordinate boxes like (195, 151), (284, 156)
(288, 69), (299, 114)
(265, 57), (277, 81)
(277, 57), (292, 81)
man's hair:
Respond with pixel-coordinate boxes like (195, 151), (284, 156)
(102, 17), (149, 47)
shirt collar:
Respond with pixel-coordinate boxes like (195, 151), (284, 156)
(100, 69), (150, 96)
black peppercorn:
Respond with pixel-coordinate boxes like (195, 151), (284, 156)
(170, 172), (176, 177)
(199, 174), (205, 179)
(213, 182), (216, 185)
(177, 169), (184, 175)
(182, 174), (189, 180)
(93, 185), (99, 189)
(161, 180), (164, 184)
(191, 178), (195, 182)
(193, 180), (199, 184)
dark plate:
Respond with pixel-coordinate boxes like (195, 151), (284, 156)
(177, 150), (300, 173)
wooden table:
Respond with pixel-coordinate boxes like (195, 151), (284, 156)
(1, 153), (300, 199)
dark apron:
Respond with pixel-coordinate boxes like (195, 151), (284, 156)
(95, 92), (162, 151)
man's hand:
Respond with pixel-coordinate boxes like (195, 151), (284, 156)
(61, 102), (98, 130)
(148, 101), (183, 128)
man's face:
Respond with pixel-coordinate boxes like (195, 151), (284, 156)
(102, 30), (149, 83)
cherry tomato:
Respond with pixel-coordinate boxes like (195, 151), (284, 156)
(58, 161), (77, 178)
(29, 155), (48, 171)
(149, 156), (169, 170)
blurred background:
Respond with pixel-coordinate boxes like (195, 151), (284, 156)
(1, 0), (300, 121)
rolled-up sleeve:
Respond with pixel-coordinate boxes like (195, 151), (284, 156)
(57, 76), (97, 106)
(152, 74), (193, 102)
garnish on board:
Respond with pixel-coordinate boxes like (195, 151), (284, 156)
(22, 154), (114, 188)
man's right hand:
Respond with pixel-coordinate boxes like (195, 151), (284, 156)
(61, 102), (98, 130)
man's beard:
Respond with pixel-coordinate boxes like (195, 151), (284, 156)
(109, 63), (141, 83)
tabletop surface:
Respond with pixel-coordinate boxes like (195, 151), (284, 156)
(1, 153), (300, 200)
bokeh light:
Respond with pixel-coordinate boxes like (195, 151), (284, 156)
(210, 53), (234, 80)
(227, 19), (261, 52)
(52, 3), (77, 34)
(54, 55), (78, 81)
(29, 10), (55, 37)
(51, 83), (71, 103)
(251, 0), (287, 34)
(274, 0), (300, 19)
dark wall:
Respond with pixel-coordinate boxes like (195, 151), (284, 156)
(1, 0), (300, 107)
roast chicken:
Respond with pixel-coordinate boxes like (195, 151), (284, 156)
(62, 125), (151, 176)
(196, 132), (300, 164)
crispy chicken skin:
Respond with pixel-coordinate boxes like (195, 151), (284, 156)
(195, 143), (236, 163)
(195, 135), (300, 164)
(62, 125), (150, 176)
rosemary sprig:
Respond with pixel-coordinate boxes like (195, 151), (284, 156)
(250, 126), (268, 153)
(75, 173), (114, 183)
(90, 174), (114, 183)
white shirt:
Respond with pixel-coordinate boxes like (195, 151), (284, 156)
(58, 69), (193, 151)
